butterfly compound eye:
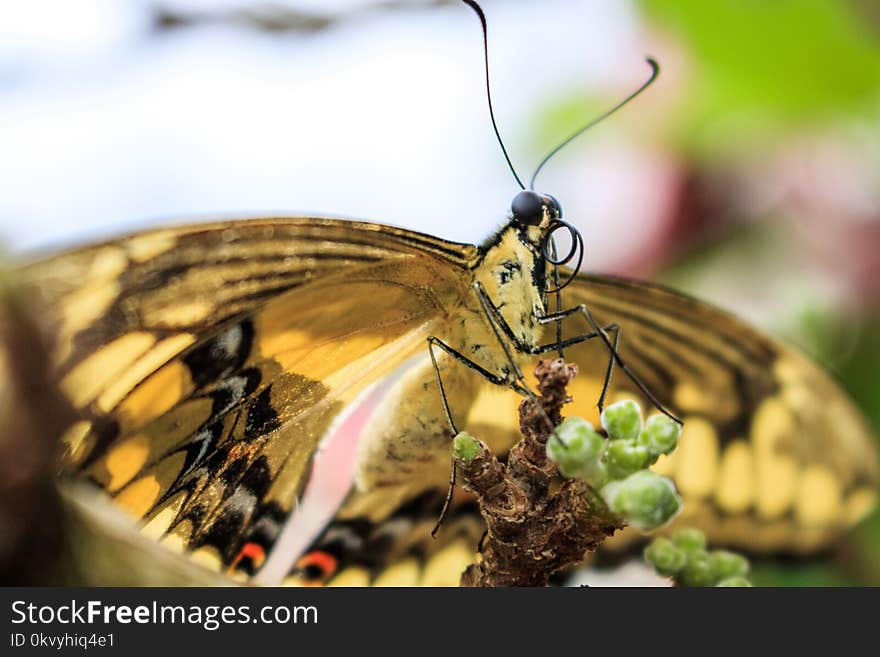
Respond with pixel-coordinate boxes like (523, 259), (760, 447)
(511, 189), (545, 226)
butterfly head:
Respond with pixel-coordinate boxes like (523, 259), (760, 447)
(510, 189), (562, 229)
(509, 189), (564, 253)
(508, 189), (583, 294)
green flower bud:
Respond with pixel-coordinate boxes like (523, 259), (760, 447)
(644, 537), (687, 576)
(453, 432), (481, 463)
(606, 440), (652, 480)
(600, 471), (682, 530)
(716, 576), (753, 587)
(546, 417), (605, 479)
(672, 528), (707, 553)
(601, 400), (643, 441)
(580, 457), (610, 489)
(708, 550), (750, 580)
(680, 550), (715, 587)
(638, 414), (681, 456)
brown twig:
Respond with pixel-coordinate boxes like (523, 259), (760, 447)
(458, 359), (623, 587)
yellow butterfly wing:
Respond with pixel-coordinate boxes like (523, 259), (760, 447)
(17, 217), (474, 397)
(13, 217), (479, 579)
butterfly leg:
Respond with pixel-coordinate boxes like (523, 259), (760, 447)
(472, 283), (574, 398)
(537, 305), (682, 424)
(426, 327), (553, 535)
(473, 281), (605, 356)
(427, 335), (511, 434)
(472, 283), (680, 423)
(471, 283), (571, 434)
(473, 282), (608, 354)
(473, 282), (621, 433)
(426, 335), (513, 536)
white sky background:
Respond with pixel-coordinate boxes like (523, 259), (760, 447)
(0, 0), (656, 264)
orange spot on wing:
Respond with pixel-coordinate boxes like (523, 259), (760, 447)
(294, 551), (339, 585)
(228, 542), (266, 575)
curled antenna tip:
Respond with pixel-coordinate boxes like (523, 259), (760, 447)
(529, 55), (662, 189)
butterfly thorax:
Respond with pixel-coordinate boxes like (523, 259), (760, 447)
(468, 223), (546, 352)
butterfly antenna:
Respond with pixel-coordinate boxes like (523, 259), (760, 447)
(529, 57), (660, 190)
(462, 0), (526, 190)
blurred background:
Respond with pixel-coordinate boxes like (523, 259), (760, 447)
(1, 0), (878, 584)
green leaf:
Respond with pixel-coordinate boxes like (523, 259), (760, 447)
(637, 0), (880, 154)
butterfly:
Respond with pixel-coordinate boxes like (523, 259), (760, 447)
(8, 0), (878, 586)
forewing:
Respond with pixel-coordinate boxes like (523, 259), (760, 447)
(16, 217), (476, 408)
(12, 218), (477, 579)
